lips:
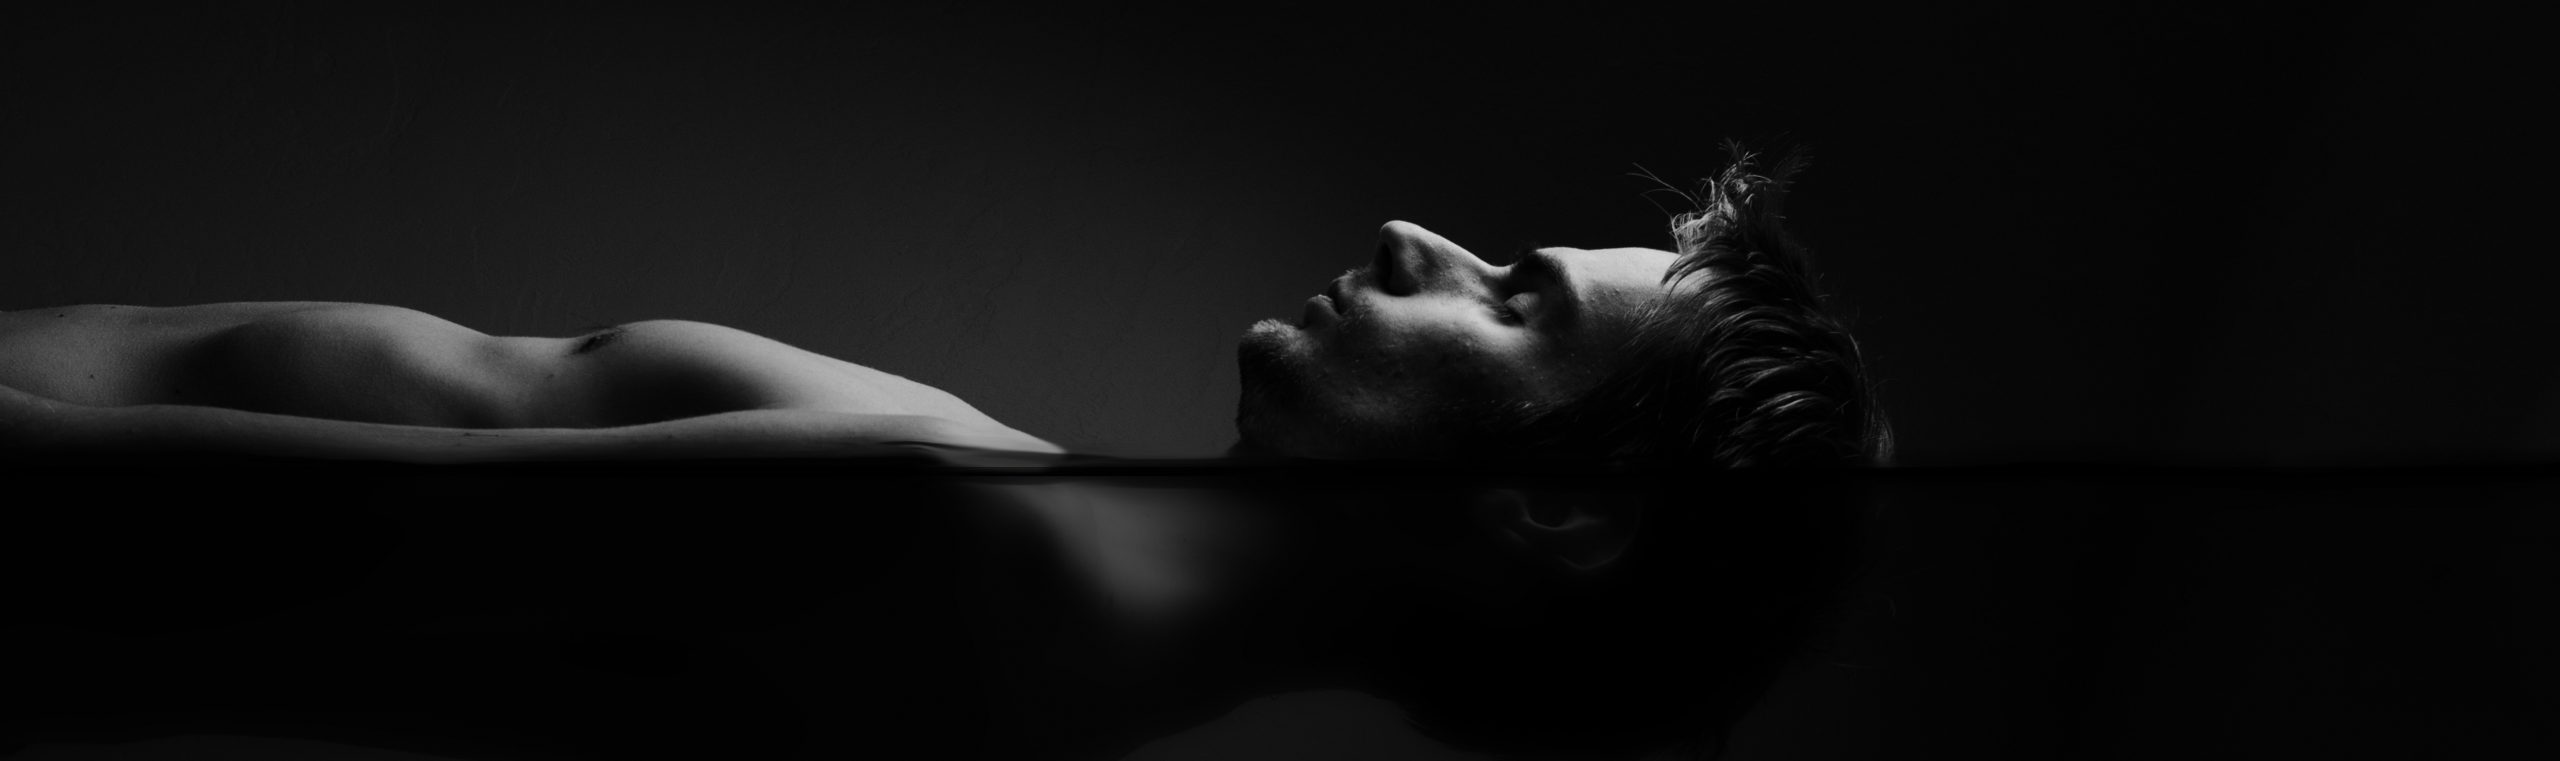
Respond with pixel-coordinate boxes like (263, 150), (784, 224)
(1300, 294), (1331, 326)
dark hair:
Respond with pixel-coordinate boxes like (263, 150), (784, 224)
(1486, 141), (1891, 469)
(1370, 144), (1888, 759)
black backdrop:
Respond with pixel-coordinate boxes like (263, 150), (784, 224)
(7, 1), (2549, 463)
(3, 2), (2552, 759)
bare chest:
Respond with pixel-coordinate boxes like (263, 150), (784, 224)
(565, 320), (1014, 430)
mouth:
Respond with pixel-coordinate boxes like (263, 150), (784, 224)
(1296, 272), (1359, 327)
(1300, 293), (1334, 326)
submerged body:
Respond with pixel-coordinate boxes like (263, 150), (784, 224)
(0, 303), (1360, 759)
(0, 302), (1056, 456)
(0, 146), (1877, 759)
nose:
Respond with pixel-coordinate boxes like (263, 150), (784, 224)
(1373, 220), (1485, 296)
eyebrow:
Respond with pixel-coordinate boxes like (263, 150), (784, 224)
(1515, 249), (1584, 326)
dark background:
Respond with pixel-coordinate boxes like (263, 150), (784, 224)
(4, 2), (2553, 760)
(6, 1), (2548, 462)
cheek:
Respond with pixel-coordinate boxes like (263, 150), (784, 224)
(1335, 319), (1529, 400)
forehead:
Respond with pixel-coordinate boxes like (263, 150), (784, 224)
(1507, 246), (1679, 392)
(1551, 246), (1680, 322)
(1556, 245), (1679, 280)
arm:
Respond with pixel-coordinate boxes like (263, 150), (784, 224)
(2, 383), (1056, 464)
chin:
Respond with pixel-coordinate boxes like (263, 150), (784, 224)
(1231, 362), (1332, 460)
(1238, 317), (1306, 355)
(1234, 323), (1403, 460)
(1233, 329), (1292, 452)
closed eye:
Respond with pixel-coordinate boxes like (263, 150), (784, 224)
(1495, 292), (1539, 324)
(1503, 249), (1578, 328)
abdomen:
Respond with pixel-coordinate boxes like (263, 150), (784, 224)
(202, 304), (564, 427)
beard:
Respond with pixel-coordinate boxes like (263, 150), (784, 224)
(1234, 321), (1459, 460)
(1233, 319), (1310, 453)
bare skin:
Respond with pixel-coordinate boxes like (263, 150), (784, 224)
(0, 231), (1669, 759)
(1236, 221), (1681, 458)
(2, 222), (1675, 464)
(0, 302), (1060, 459)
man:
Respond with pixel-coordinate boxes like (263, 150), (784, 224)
(2, 146), (1888, 759)
(0, 210), (1655, 463)
(1, 147), (1884, 471)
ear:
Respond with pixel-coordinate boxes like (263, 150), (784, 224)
(1469, 487), (1648, 575)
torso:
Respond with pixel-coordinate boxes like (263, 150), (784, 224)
(0, 302), (1047, 447)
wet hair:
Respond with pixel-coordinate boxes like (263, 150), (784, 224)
(1366, 143), (1889, 759)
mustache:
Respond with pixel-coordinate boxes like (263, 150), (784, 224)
(1326, 267), (1366, 317)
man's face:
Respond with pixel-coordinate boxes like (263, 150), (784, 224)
(1237, 221), (1680, 458)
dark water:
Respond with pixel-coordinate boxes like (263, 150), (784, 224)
(4, 458), (2552, 760)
